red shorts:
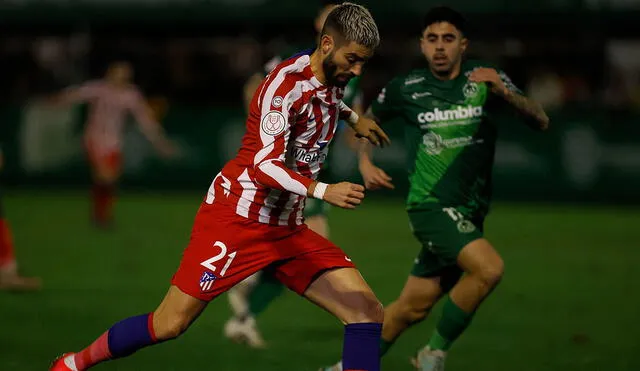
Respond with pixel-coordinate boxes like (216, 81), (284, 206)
(171, 201), (355, 301)
(85, 141), (122, 173)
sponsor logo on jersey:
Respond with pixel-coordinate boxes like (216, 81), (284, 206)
(261, 111), (286, 136)
(411, 91), (432, 100)
(463, 82), (479, 98)
(272, 96), (284, 108)
(417, 105), (483, 124)
(422, 132), (485, 155)
(291, 147), (327, 164)
(199, 271), (217, 293)
(404, 76), (425, 85)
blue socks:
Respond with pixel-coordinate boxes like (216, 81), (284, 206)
(107, 313), (158, 358)
(342, 323), (382, 371)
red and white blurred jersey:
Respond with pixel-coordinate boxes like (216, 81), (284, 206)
(62, 80), (157, 155)
(206, 54), (354, 227)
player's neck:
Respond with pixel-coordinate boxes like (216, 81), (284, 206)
(429, 63), (462, 81)
(309, 50), (328, 86)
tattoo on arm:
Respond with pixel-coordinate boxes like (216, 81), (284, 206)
(501, 89), (550, 130)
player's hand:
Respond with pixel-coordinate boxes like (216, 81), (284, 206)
(352, 117), (391, 148)
(468, 68), (508, 96)
(323, 182), (365, 210)
(359, 158), (394, 190)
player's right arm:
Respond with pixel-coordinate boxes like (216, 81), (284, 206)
(356, 78), (404, 190)
(48, 81), (100, 106)
(251, 71), (363, 209)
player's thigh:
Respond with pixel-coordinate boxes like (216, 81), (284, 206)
(273, 228), (381, 323)
(409, 205), (483, 283)
(88, 151), (122, 183)
(171, 203), (278, 302)
(457, 238), (504, 279)
(152, 285), (208, 338)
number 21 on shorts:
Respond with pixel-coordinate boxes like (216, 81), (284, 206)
(200, 241), (237, 277)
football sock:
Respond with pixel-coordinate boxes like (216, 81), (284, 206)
(0, 218), (16, 270)
(74, 313), (159, 370)
(427, 296), (474, 351)
(92, 183), (115, 225)
(247, 272), (285, 317)
(342, 323), (382, 371)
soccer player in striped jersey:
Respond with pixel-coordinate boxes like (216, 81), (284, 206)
(51, 61), (176, 229)
(50, 4), (389, 371)
(0, 147), (41, 291)
(223, 0), (366, 349)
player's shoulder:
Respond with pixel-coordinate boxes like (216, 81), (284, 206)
(268, 54), (313, 87)
(461, 59), (501, 75)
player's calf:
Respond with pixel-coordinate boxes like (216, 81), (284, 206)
(305, 268), (383, 371)
(51, 286), (205, 371)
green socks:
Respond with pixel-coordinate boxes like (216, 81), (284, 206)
(427, 296), (474, 351)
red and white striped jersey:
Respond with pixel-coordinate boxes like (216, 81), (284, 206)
(61, 80), (158, 155)
(206, 54), (354, 227)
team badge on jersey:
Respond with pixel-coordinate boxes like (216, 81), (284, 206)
(272, 96), (284, 108)
(463, 82), (479, 98)
(457, 220), (476, 234)
(199, 271), (218, 293)
(261, 111), (286, 136)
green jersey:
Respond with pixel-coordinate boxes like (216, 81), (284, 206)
(371, 59), (522, 218)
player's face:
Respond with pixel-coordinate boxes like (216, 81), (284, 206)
(420, 22), (467, 77)
(107, 62), (133, 85)
(314, 4), (338, 33)
(321, 37), (373, 88)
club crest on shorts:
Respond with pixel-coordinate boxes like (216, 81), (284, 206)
(199, 271), (217, 293)
(457, 220), (476, 233)
(261, 111), (286, 136)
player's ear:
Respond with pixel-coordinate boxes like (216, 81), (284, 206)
(460, 37), (468, 54)
(320, 34), (335, 55)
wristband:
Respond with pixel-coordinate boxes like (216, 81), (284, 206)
(313, 182), (329, 200)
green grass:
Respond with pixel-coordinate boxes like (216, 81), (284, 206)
(2, 192), (639, 371)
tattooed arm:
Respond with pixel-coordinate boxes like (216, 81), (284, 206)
(469, 67), (549, 131)
(496, 87), (550, 131)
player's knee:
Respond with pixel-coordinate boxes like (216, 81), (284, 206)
(396, 300), (430, 325)
(153, 312), (192, 340)
(345, 292), (384, 324)
(476, 260), (504, 289)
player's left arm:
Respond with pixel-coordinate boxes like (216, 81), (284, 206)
(469, 67), (550, 131)
(129, 90), (176, 157)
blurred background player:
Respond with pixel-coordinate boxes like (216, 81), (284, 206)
(50, 4), (388, 371)
(321, 6), (549, 371)
(0, 147), (41, 291)
(50, 60), (177, 229)
(223, 0), (366, 348)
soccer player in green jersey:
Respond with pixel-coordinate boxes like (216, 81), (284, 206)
(321, 6), (549, 371)
(224, 0), (365, 348)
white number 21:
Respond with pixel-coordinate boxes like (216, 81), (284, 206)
(200, 241), (237, 277)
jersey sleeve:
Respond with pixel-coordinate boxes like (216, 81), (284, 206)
(127, 89), (163, 143)
(370, 77), (403, 122)
(252, 72), (314, 197)
(57, 81), (101, 104)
